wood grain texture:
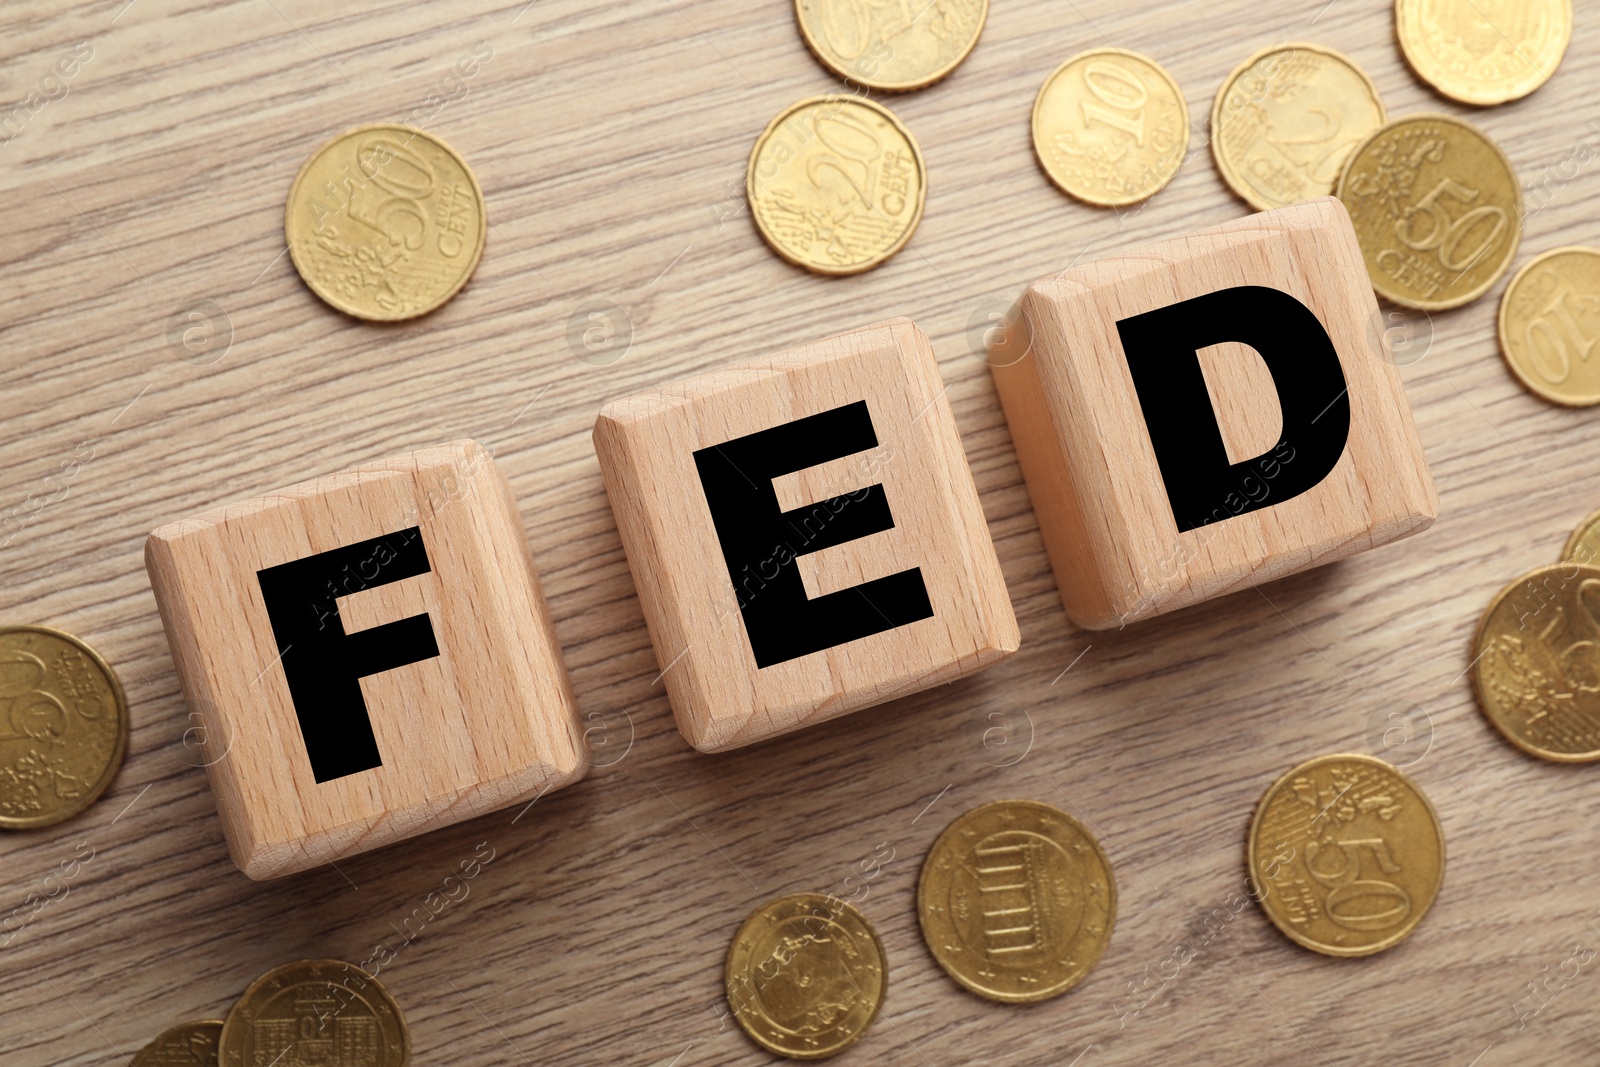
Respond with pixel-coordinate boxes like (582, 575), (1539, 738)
(145, 440), (586, 879)
(2, 1), (1598, 1065)
(991, 198), (1439, 629)
(595, 317), (1018, 752)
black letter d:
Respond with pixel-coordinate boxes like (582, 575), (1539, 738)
(1116, 285), (1350, 533)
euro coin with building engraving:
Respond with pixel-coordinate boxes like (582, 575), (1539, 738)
(918, 799), (1116, 1003)
(1337, 113), (1521, 310)
(1471, 564), (1600, 762)
(130, 1019), (224, 1067)
(1032, 48), (1188, 208)
(1396, 0), (1572, 107)
(725, 893), (886, 1060)
(1249, 754), (1444, 957)
(1211, 43), (1386, 212)
(795, 0), (987, 92)
(747, 95), (926, 275)
(0, 625), (127, 830)
(219, 959), (409, 1067)
(1564, 510), (1600, 568)
(1497, 247), (1600, 407)
(285, 124), (486, 321)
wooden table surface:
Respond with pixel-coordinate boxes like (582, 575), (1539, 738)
(3, 1), (1597, 1064)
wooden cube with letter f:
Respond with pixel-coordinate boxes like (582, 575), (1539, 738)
(145, 441), (586, 880)
(594, 318), (1019, 752)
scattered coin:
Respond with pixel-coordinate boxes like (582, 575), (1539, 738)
(1471, 563), (1600, 762)
(1337, 113), (1521, 310)
(1497, 247), (1600, 407)
(1396, 0), (1573, 107)
(1563, 508), (1600, 567)
(1211, 43), (1386, 212)
(285, 124), (487, 321)
(219, 959), (409, 1067)
(725, 892), (886, 1060)
(1249, 753), (1444, 957)
(0, 625), (127, 830)
(918, 799), (1116, 1003)
(747, 95), (926, 275)
(794, 0), (988, 92)
(1032, 48), (1189, 208)
(130, 1019), (224, 1067)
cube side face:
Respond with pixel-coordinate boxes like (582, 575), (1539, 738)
(595, 319), (1018, 753)
(146, 441), (585, 879)
(996, 199), (1438, 629)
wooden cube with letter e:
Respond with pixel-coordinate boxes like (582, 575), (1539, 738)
(990, 197), (1438, 629)
(144, 440), (586, 880)
(594, 318), (1019, 752)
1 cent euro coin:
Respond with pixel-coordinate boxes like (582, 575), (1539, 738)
(1249, 753), (1444, 956)
(286, 124), (486, 321)
(0, 625), (127, 830)
(918, 799), (1116, 1003)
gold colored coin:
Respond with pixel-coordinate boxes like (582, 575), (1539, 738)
(1032, 48), (1189, 208)
(917, 799), (1116, 1003)
(1337, 113), (1521, 310)
(1396, 0), (1572, 107)
(130, 1019), (224, 1067)
(1471, 564), (1600, 762)
(746, 95), (926, 275)
(794, 0), (987, 92)
(1249, 754), (1444, 957)
(725, 892), (886, 1060)
(219, 959), (409, 1067)
(1211, 43), (1386, 212)
(1497, 247), (1600, 407)
(0, 625), (127, 830)
(285, 124), (486, 321)
(1563, 509), (1600, 567)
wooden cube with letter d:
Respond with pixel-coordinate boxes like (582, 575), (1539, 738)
(594, 318), (1019, 752)
(989, 198), (1438, 629)
(144, 441), (586, 880)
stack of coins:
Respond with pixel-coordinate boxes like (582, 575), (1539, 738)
(129, 959), (409, 1067)
(0, 626), (127, 831)
(1470, 509), (1600, 763)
